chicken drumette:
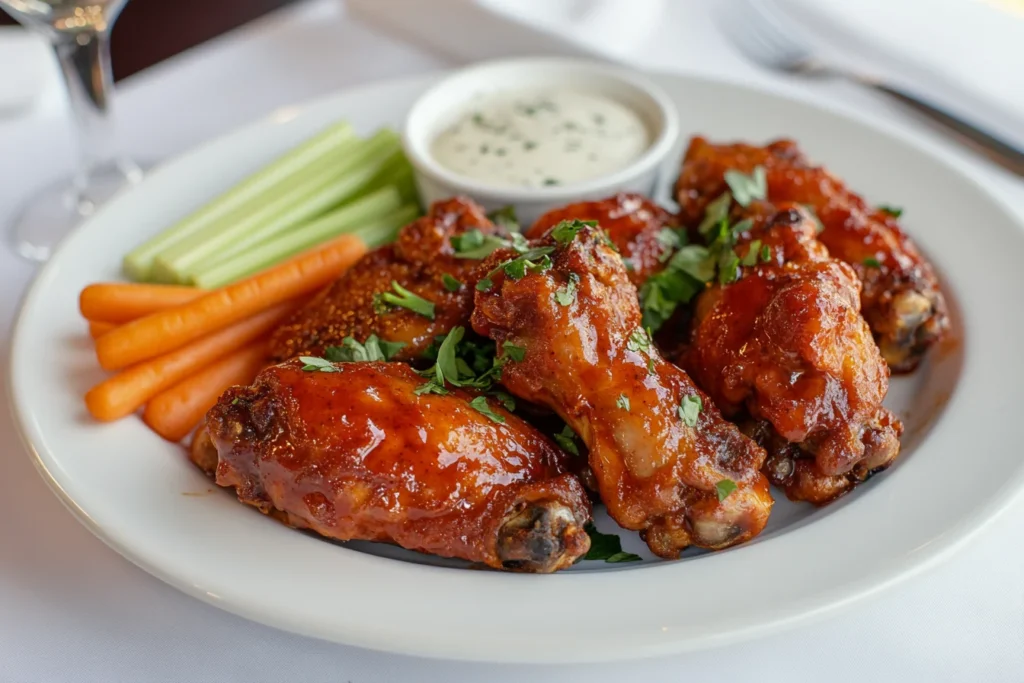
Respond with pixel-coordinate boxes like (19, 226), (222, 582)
(197, 359), (591, 572)
(683, 203), (903, 504)
(471, 223), (773, 558)
(675, 136), (948, 372)
(270, 197), (503, 362)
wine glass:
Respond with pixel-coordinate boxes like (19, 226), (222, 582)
(1, 0), (144, 262)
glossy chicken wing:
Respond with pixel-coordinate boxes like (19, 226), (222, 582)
(270, 197), (501, 362)
(527, 193), (680, 286)
(471, 224), (773, 558)
(683, 204), (903, 504)
(200, 359), (591, 572)
(675, 136), (948, 372)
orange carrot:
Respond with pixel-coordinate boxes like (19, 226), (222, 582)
(95, 234), (365, 371)
(80, 283), (203, 324)
(143, 341), (271, 442)
(85, 300), (295, 422)
(88, 320), (117, 339)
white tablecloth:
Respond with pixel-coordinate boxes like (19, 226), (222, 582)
(2, 1), (1023, 681)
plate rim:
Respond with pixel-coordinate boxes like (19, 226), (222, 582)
(9, 65), (1024, 662)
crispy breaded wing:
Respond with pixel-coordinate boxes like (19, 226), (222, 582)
(270, 197), (501, 362)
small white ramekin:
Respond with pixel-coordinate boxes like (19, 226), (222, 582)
(402, 57), (680, 226)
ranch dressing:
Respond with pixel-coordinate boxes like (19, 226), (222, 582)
(430, 89), (651, 189)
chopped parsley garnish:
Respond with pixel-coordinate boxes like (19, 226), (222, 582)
(299, 356), (339, 373)
(469, 396), (505, 424)
(715, 478), (738, 502)
(551, 218), (596, 245)
(616, 394), (631, 411)
(323, 335), (405, 363)
(626, 327), (652, 353)
(554, 273), (580, 306)
(678, 394), (702, 427)
(655, 227), (685, 262)
(584, 522), (642, 563)
(501, 341), (526, 362)
(416, 326), (506, 393)
(442, 273), (462, 292)
(376, 281), (435, 319)
(553, 424), (580, 456)
(724, 166), (767, 207)
(717, 249), (741, 285)
(878, 205), (903, 218)
(698, 192), (732, 235)
(671, 245), (716, 282)
(760, 245), (772, 262)
(730, 218), (754, 236)
(741, 239), (762, 267)
(487, 205), (521, 232)
(451, 229), (508, 260)
(489, 247), (555, 282)
(476, 277), (494, 292)
(414, 381), (449, 396)
(490, 390), (516, 412)
(542, 178), (560, 186)
(863, 257), (882, 268)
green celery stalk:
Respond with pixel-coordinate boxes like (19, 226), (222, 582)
(352, 204), (421, 248)
(157, 131), (401, 283)
(122, 121), (355, 281)
(190, 187), (406, 289)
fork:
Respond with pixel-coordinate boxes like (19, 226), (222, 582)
(720, 0), (1024, 177)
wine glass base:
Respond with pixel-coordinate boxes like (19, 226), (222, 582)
(8, 159), (145, 263)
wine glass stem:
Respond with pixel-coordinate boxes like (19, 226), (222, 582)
(53, 29), (118, 193)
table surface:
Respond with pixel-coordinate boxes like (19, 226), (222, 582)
(2, 1), (1024, 681)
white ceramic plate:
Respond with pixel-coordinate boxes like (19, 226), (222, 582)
(9, 69), (1024, 663)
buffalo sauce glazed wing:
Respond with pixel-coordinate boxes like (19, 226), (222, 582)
(527, 193), (680, 286)
(684, 203), (903, 504)
(270, 197), (503, 362)
(675, 137), (948, 373)
(197, 360), (591, 572)
(471, 223), (773, 558)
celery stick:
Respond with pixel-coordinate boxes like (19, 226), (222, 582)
(122, 121), (355, 281)
(154, 131), (401, 283)
(353, 204), (421, 248)
(191, 188), (405, 289)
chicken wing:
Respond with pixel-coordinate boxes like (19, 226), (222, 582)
(675, 136), (948, 372)
(683, 203), (903, 504)
(270, 197), (502, 362)
(527, 193), (680, 287)
(471, 223), (773, 558)
(199, 359), (591, 572)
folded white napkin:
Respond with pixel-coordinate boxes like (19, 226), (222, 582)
(347, 0), (1024, 145)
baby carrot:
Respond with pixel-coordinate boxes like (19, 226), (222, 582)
(95, 234), (366, 371)
(80, 283), (203, 324)
(88, 321), (117, 339)
(85, 301), (294, 422)
(143, 341), (270, 442)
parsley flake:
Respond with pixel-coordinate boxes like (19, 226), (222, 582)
(584, 522), (642, 563)
(502, 341), (526, 362)
(551, 219), (596, 245)
(553, 424), (580, 456)
(451, 229), (508, 260)
(698, 192), (732, 235)
(324, 335), (405, 363)
(717, 249), (741, 285)
(678, 394), (702, 427)
(378, 281), (435, 319)
(476, 277), (494, 292)
(487, 205), (521, 232)
(741, 240), (762, 267)
(299, 356), (339, 373)
(878, 205), (903, 218)
(760, 245), (772, 262)
(469, 396), (505, 424)
(724, 166), (768, 207)
(555, 273), (580, 306)
(715, 478), (738, 501)
(616, 394), (631, 411)
(863, 257), (882, 268)
(442, 273), (462, 292)
(655, 227), (685, 262)
(414, 381), (449, 396)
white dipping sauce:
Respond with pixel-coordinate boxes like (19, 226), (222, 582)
(430, 89), (651, 189)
